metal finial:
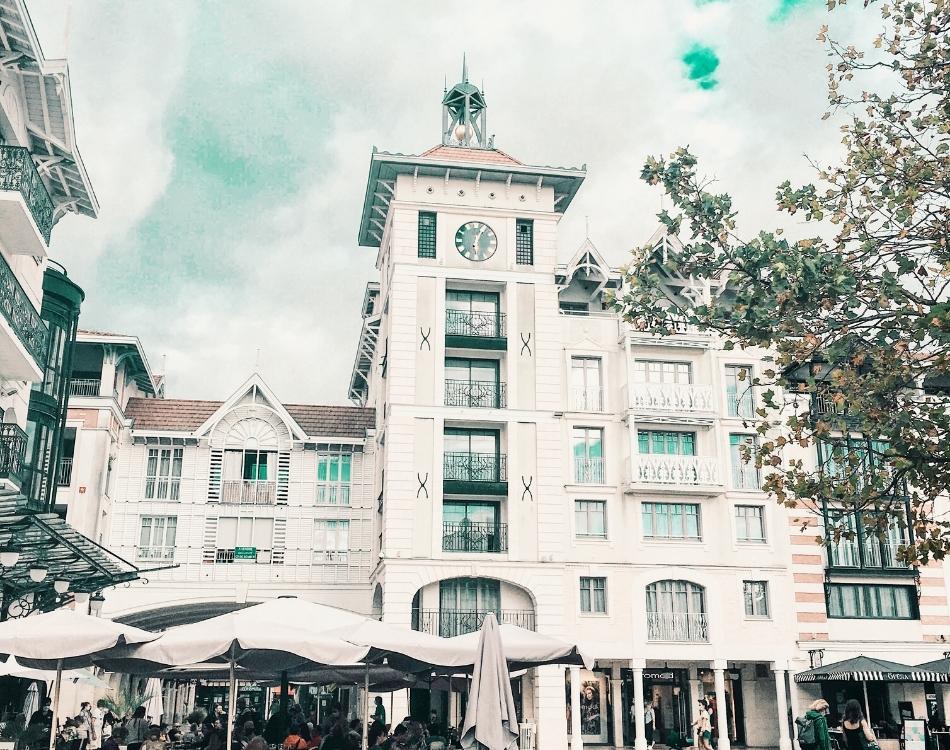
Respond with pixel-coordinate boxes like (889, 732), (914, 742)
(443, 75), (447, 93)
(462, 53), (468, 83)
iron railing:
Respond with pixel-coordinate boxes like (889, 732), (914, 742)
(574, 457), (605, 484)
(445, 310), (506, 338)
(0, 249), (48, 367)
(570, 386), (604, 412)
(137, 546), (175, 562)
(633, 455), (721, 485)
(442, 521), (507, 553)
(443, 452), (507, 482)
(412, 608), (536, 637)
(445, 380), (506, 408)
(69, 379), (102, 397)
(0, 423), (26, 486)
(57, 456), (73, 486)
(0, 145), (53, 244)
(647, 612), (709, 642)
(215, 548), (272, 564)
(220, 479), (277, 505)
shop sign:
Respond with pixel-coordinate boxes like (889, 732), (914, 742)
(643, 671), (675, 682)
(234, 547), (257, 560)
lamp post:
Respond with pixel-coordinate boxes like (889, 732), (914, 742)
(89, 593), (105, 617)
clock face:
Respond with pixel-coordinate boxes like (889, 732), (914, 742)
(455, 221), (498, 262)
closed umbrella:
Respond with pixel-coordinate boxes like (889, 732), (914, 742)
(143, 678), (163, 724)
(460, 613), (519, 750)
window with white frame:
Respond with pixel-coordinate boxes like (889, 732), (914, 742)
(730, 434), (761, 489)
(575, 500), (607, 538)
(572, 427), (605, 483)
(743, 580), (770, 618)
(642, 502), (701, 540)
(724, 365), (755, 418)
(138, 516), (177, 561)
(579, 576), (607, 614)
(317, 452), (352, 505)
(145, 448), (183, 500)
(633, 360), (691, 384)
(735, 505), (766, 542)
(314, 520), (350, 563)
(215, 517), (273, 564)
(570, 357), (604, 411)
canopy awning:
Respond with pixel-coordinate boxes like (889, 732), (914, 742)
(916, 657), (950, 673)
(795, 655), (950, 684)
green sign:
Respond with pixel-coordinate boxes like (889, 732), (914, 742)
(234, 547), (257, 560)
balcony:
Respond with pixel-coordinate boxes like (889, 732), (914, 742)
(413, 608), (536, 637)
(0, 250), (48, 380)
(647, 612), (709, 642)
(0, 423), (26, 494)
(69, 379), (102, 397)
(445, 310), (506, 350)
(570, 386), (605, 412)
(445, 380), (507, 409)
(0, 145), (54, 256)
(220, 479), (277, 505)
(57, 456), (73, 487)
(573, 457), (606, 484)
(442, 521), (508, 553)
(630, 382), (714, 419)
(632, 454), (721, 490)
(443, 451), (507, 495)
(137, 546), (175, 562)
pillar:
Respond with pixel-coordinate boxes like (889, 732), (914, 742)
(449, 684), (458, 729)
(713, 663), (731, 750)
(534, 665), (569, 750)
(611, 673), (624, 749)
(774, 668), (792, 750)
(570, 667), (584, 750)
(632, 662), (647, 750)
(788, 672), (802, 737)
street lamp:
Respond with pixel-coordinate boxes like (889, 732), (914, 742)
(53, 579), (70, 594)
(0, 548), (19, 568)
(73, 592), (90, 609)
(89, 593), (105, 617)
(27, 564), (47, 583)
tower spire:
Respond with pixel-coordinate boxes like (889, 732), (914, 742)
(462, 53), (468, 83)
(441, 58), (488, 149)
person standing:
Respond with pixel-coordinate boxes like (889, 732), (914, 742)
(798, 699), (832, 750)
(125, 707), (149, 750)
(841, 700), (877, 750)
(372, 697), (386, 728)
(692, 700), (713, 750)
(643, 701), (656, 750)
(89, 701), (105, 750)
(76, 703), (94, 750)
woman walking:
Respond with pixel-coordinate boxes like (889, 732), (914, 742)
(693, 700), (713, 750)
(841, 700), (877, 750)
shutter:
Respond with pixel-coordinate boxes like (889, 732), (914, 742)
(272, 518), (287, 565)
(208, 450), (223, 501)
(202, 516), (218, 563)
(276, 451), (290, 505)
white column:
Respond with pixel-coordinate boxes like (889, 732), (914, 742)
(611, 674), (624, 749)
(774, 668), (792, 750)
(788, 673), (802, 738)
(570, 667), (584, 750)
(632, 663), (647, 750)
(713, 663), (731, 750)
(449, 684), (458, 729)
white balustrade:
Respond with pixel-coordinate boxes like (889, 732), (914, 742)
(633, 454), (721, 485)
(647, 612), (709, 642)
(630, 382), (714, 413)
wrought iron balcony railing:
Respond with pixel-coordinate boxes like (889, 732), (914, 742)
(137, 546), (175, 562)
(220, 479), (277, 505)
(0, 249), (48, 367)
(69, 379), (102, 397)
(574, 457), (606, 484)
(631, 382), (714, 413)
(0, 145), (54, 244)
(445, 379), (507, 408)
(570, 386), (604, 412)
(632, 455), (721, 486)
(442, 521), (507, 553)
(445, 310), (506, 339)
(57, 456), (73, 486)
(412, 608), (536, 637)
(0, 423), (26, 487)
(443, 452), (507, 483)
(215, 548), (272, 564)
(647, 612), (709, 642)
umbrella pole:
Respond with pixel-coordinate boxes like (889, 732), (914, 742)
(362, 664), (369, 750)
(48, 658), (62, 750)
(863, 681), (871, 722)
(226, 648), (237, 750)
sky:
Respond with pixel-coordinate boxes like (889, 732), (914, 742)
(24, 0), (875, 405)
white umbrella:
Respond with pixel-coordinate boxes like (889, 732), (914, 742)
(460, 613), (519, 750)
(446, 622), (594, 671)
(0, 657), (112, 689)
(143, 678), (163, 724)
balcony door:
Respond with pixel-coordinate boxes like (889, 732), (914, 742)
(570, 357), (603, 410)
(444, 428), (500, 482)
(572, 427), (604, 483)
(439, 578), (501, 636)
(446, 290), (501, 337)
(646, 580), (708, 641)
(445, 358), (500, 408)
(443, 500), (502, 552)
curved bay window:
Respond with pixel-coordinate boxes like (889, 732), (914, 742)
(646, 580), (709, 642)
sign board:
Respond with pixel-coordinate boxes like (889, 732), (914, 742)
(234, 547), (257, 560)
(903, 718), (926, 750)
(643, 671), (675, 682)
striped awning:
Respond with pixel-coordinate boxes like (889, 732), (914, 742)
(795, 655), (950, 684)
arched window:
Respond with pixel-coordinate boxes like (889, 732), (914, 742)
(221, 419), (278, 504)
(646, 580), (708, 642)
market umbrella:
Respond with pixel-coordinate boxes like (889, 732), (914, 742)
(143, 678), (164, 724)
(0, 657), (112, 689)
(460, 613), (519, 750)
(445, 622), (594, 671)
(916, 656), (950, 673)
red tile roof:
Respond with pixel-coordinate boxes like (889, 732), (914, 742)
(124, 398), (375, 439)
(418, 144), (522, 165)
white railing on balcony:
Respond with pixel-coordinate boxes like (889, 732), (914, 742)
(647, 612), (709, 642)
(69, 379), (102, 397)
(316, 484), (351, 505)
(57, 456), (73, 486)
(574, 457), (606, 484)
(630, 382), (714, 413)
(570, 386), (605, 412)
(137, 546), (175, 562)
(633, 455), (721, 485)
(220, 479), (277, 505)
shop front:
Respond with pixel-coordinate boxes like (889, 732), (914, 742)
(698, 668), (745, 746)
(620, 668), (693, 746)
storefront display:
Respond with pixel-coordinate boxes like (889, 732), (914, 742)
(567, 669), (611, 744)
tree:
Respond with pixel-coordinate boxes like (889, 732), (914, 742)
(614, 0), (950, 564)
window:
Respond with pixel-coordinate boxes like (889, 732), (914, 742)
(418, 211), (437, 258)
(444, 428), (503, 482)
(724, 365), (755, 418)
(446, 290), (502, 337)
(145, 448), (183, 500)
(445, 358), (502, 408)
(730, 434), (761, 489)
(580, 576), (607, 613)
(633, 360), (691, 384)
(638, 430), (695, 455)
(824, 509), (907, 570)
(743, 581), (770, 618)
(646, 580), (708, 641)
(570, 357), (603, 411)
(735, 505), (766, 542)
(515, 219), (534, 265)
(138, 516), (176, 560)
(317, 452), (352, 505)
(313, 520), (350, 563)
(817, 439), (891, 487)
(575, 500), (607, 538)
(826, 583), (917, 620)
(216, 517), (274, 564)
(559, 301), (589, 315)
(642, 502), (701, 540)
(572, 427), (604, 483)
(438, 578), (500, 636)
(443, 501), (504, 552)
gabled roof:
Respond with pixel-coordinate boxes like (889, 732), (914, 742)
(555, 238), (622, 292)
(418, 144), (522, 165)
(194, 373), (307, 440)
